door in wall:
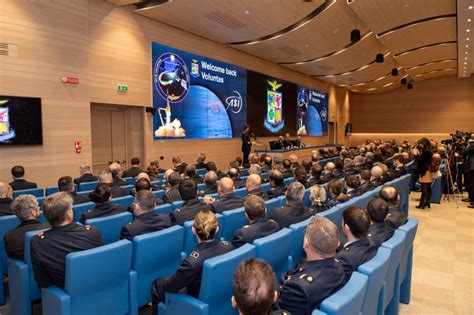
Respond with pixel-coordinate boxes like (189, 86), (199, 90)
(90, 104), (144, 175)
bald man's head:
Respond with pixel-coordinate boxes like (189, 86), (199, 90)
(98, 171), (113, 184)
(0, 182), (12, 199)
(246, 174), (261, 192)
(371, 166), (383, 180)
(218, 177), (235, 196)
(380, 185), (398, 205)
(136, 172), (150, 181)
(324, 162), (335, 173)
(109, 162), (122, 177)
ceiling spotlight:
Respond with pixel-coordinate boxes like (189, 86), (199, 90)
(401, 78), (407, 85)
(465, 61), (468, 64)
(467, 38), (470, 40)
(466, 51), (469, 54)
(350, 14), (361, 43)
(391, 68), (398, 76)
(467, 45), (470, 48)
(466, 57), (469, 59)
(407, 82), (413, 89)
(469, 5), (473, 9)
(468, 29), (471, 32)
(376, 53), (384, 63)
(468, 19), (472, 22)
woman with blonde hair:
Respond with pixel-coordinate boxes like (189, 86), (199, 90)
(309, 185), (329, 213)
(151, 210), (234, 311)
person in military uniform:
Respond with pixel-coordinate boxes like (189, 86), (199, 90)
(380, 185), (408, 235)
(388, 155), (407, 180)
(336, 207), (376, 282)
(96, 170), (127, 199)
(228, 168), (245, 189)
(204, 177), (244, 214)
(168, 179), (209, 225)
(246, 174), (267, 199)
(231, 195), (281, 247)
(162, 171), (182, 204)
(4, 195), (50, 260)
(57, 176), (89, 205)
(269, 182), (312, 229)
(265, 170), (287, 200)
(233, 259), (289, 315)
(151, 210), (234, 312)
(30, 192), (103, 288)
(120, 190), (171, 240)
(276, 216), (345, 314)
(343, 174), (360, 200)
(0, 182), (14, 216)
(198, 171), (218, 196)
(79, 184), (124, 224)
(367, 197), (390, 247)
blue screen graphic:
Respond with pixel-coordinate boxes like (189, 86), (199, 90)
(296, 86), (328, 136)
(152, 42), (247, 139)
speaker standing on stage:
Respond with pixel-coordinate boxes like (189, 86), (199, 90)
(241, 125), (252, 167)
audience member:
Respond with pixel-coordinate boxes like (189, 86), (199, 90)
(380, 185), (408, 234)
(269, 182), (311, 228)
(282, 159), (293, 179)
(122, 157), (143, 178)
(9, 165), (37, 191)
(231, 195), (280, 247)
(205, 177), (244, 214)
(168, 179), (208, 225)
(344, 174), (360, 199)
(336, 207), (376, 281)
(367, 197), (390, 247)
(30, 192), (103, 288)
(109, 162), (127, 187)
(195, 153), (207, 169)
(357, 169), (372, 195)
(327, 179), (348, 207)
(309, 185), (329, 214)
(369, 166), (384, 189)
(390, 155), (407, 179)
(146, 160), (164, 180)
(151, 210), (233, 311)
(58, 176), (89, 205)
(265, 170), (287, 200)
(206, 161), (227, 179)
(5, 195), (49, 260)
(276, 216), (345, 314)
(294, 167), (309, 188)
(321, 162), (336, 183)
(162, 171), (182, 204)
(246, 174), (266, 199)
(98, 170), (127, 198)
(228, 168), (245, 189)
(308, 164), (323, 187)
(417, 150), (433, 209)
(80, 184), (124, 224)
(199, 171), (218, 196)
(0, 182), (14, 216)
(185, 165), (204, 184)
(333, 159), (344, 178)
(74, 164), (98, 185)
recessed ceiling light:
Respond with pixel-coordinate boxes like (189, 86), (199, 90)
(469, 19), (472, 22)
(465, 57), (468, 59)
(244, 10), (250, 15)
(469, 5), (473, 9)
(467, 45), (470, 48)
(466, 51), (469, 54)
(468, 29), (471, 32)
(467, 38), (470, 40)
(465, 62), (468, 64)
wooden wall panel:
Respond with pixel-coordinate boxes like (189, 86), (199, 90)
(350, 75), (474, 146)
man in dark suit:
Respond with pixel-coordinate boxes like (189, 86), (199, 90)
(198, 171), (218, 196)
(369, 166), (384, 189)
(389, 155), (407, 180)
(265, 170), (287, 200)
(367, 197), (390, 247)
(172, 156), (188, 175)
(109, 162), (128, 187)
(336, 207), (376, 281)
(0, 182), (14, 216)
(80, 184), (125, 224)
(344, 174), (360, 200)
(122, 157), (143, 178)
(246, 174), (267, 199)
(4, 195), (50, 260)
(333, 159), (345, 178)
(97, 171), (127, 199)
(74, 164), (98, 185)
(120, 190), (171, 240)
(30, 192), (103, 289)
(281, 159), (293, 179)
(357, 168), (372, 195)
(276, 216), (345, 314)
(205, 177), (244, 214)
(185, 165), (204, 184)
(195, 153), (207, 170)
(206, 161), (227, 180)
(9, 165), (37, 191)
(308, 164), (323, 187)
(241, 125), (252, 167)
(231, 195), (280, 247)
(321, 162), (336, 183)
(58, 176), (89, 205)
(269, 182), (311, 228)
(380, 185), (408, 235)
(162, 172), (182, 204)
(228, 168), (245, 189)
(168, 179), (208, 225)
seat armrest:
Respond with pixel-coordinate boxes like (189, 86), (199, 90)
(42, 286), (71, 315)
(162, 292), (209, 315)
(129, 270), (138, 315)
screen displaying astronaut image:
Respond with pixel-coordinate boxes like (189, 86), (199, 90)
(296, 86), (328, 136)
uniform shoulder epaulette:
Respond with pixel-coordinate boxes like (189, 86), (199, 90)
(344, 246), (351, 251)
(298, 273), (314, 283)
(84, 225), (92, 230)
(243, 225), (249, 229)
(222, 240), (230, 246)
(37, 231), (45, 239)
(190, 251), (200, 259)
(175, 208), (181, 212)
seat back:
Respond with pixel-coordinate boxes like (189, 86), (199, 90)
(316, 206), (342, 231)
(64, 240), (132, 314)
(45, 186), (59, 196)
(133, 226), (184, 307)
(0, 215), (20, 275)
(381, 230), (406, 309)
(261, 182), (271, 192)
(123, 177), (135, 186)
(357, 247), (391, 315)
(233, 188), (247, 197)
(24, 229), (51, 298)
(221, 207), (246, 241)
(398, 218), (418, 282)
(72, 202), (95, 222)
(154, 203), (174, 215)
(303, 188), (311, 206)
(253, 228), (292, 278)
(182, 214), (224, 256)
(288, 216), (312, 268)
(172, 200), (184, 209)
(78, 181), (98, 192)
(318, 272), (368, 315)
(85, 212), (133, 244)
(197, 168), (206, 176)
(123, 185), (134, 195)
(13, 188), (44, 198)
(153, 190), (165, 200)
(197, 183), (205, 190)
(111, 195), (134, 209)
(265, 198), (280, 216)
(199, 244), (256, 315)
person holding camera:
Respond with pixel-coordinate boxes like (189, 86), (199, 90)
(463, 139), (474, 208)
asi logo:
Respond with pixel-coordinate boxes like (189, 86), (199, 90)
(191, 59), (199, 78)
(320, 108), (328, 121)
(225, 91), (243, 114)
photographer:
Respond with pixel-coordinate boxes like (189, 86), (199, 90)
(463, 138), (474, 208)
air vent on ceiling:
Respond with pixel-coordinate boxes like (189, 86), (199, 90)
(0, 43), (17, 57)
(203, 11), (246, 30)
(277, 45), (302, 57)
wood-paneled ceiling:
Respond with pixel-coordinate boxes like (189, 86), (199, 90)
(107, 0), (474, 94)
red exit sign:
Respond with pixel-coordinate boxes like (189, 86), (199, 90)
(61, 76), (79, 84)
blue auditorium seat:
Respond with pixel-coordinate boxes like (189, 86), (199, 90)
(37, 196), (45, 206)
(112, 195), (134, 209)
(220, 207), (246, 241)
(316, 206), (343, 231)
(240, 168), (249, 176)
(151, 180), (162, 187)
(182, 214), (224, 256)
(42, 240), (136, 315)
(153, 190), (165, 200)
(357, 247), (391, 315)
(233, 188), (247, 197)
(261, 182), (271, 192)
(380, 230), (406, 315)
(45, 186), (59, 196)
(85, 212), (133, 244)
(312, 272), (368, 315)
(0, 215), (20, 305)
(124, 177), (135, 186)
(12, 188), (44, 198)
(398, 218), (419, 304)
(283, 177), (294, 186)
(172, 200), (184, 208)
(154, 203), (174, 215)
(196, 168), (206, 176)
(303, 188), (311, 206)
(8, 228), (50, 315)
(158, 244), (256, 315)
(132, 226), (184, 308)
(265, 198), (281, 216)
(288, 216), (312, 269)
(76, 190), (92, 198)
(72, 202), (95, 222)
(78, 181), (98, 192)
(253, 228), (292, 278)
(123, 184), (134, 195)
(197, 183), (205, 191)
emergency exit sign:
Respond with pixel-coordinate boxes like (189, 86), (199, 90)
(117, 84), (128, 91)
